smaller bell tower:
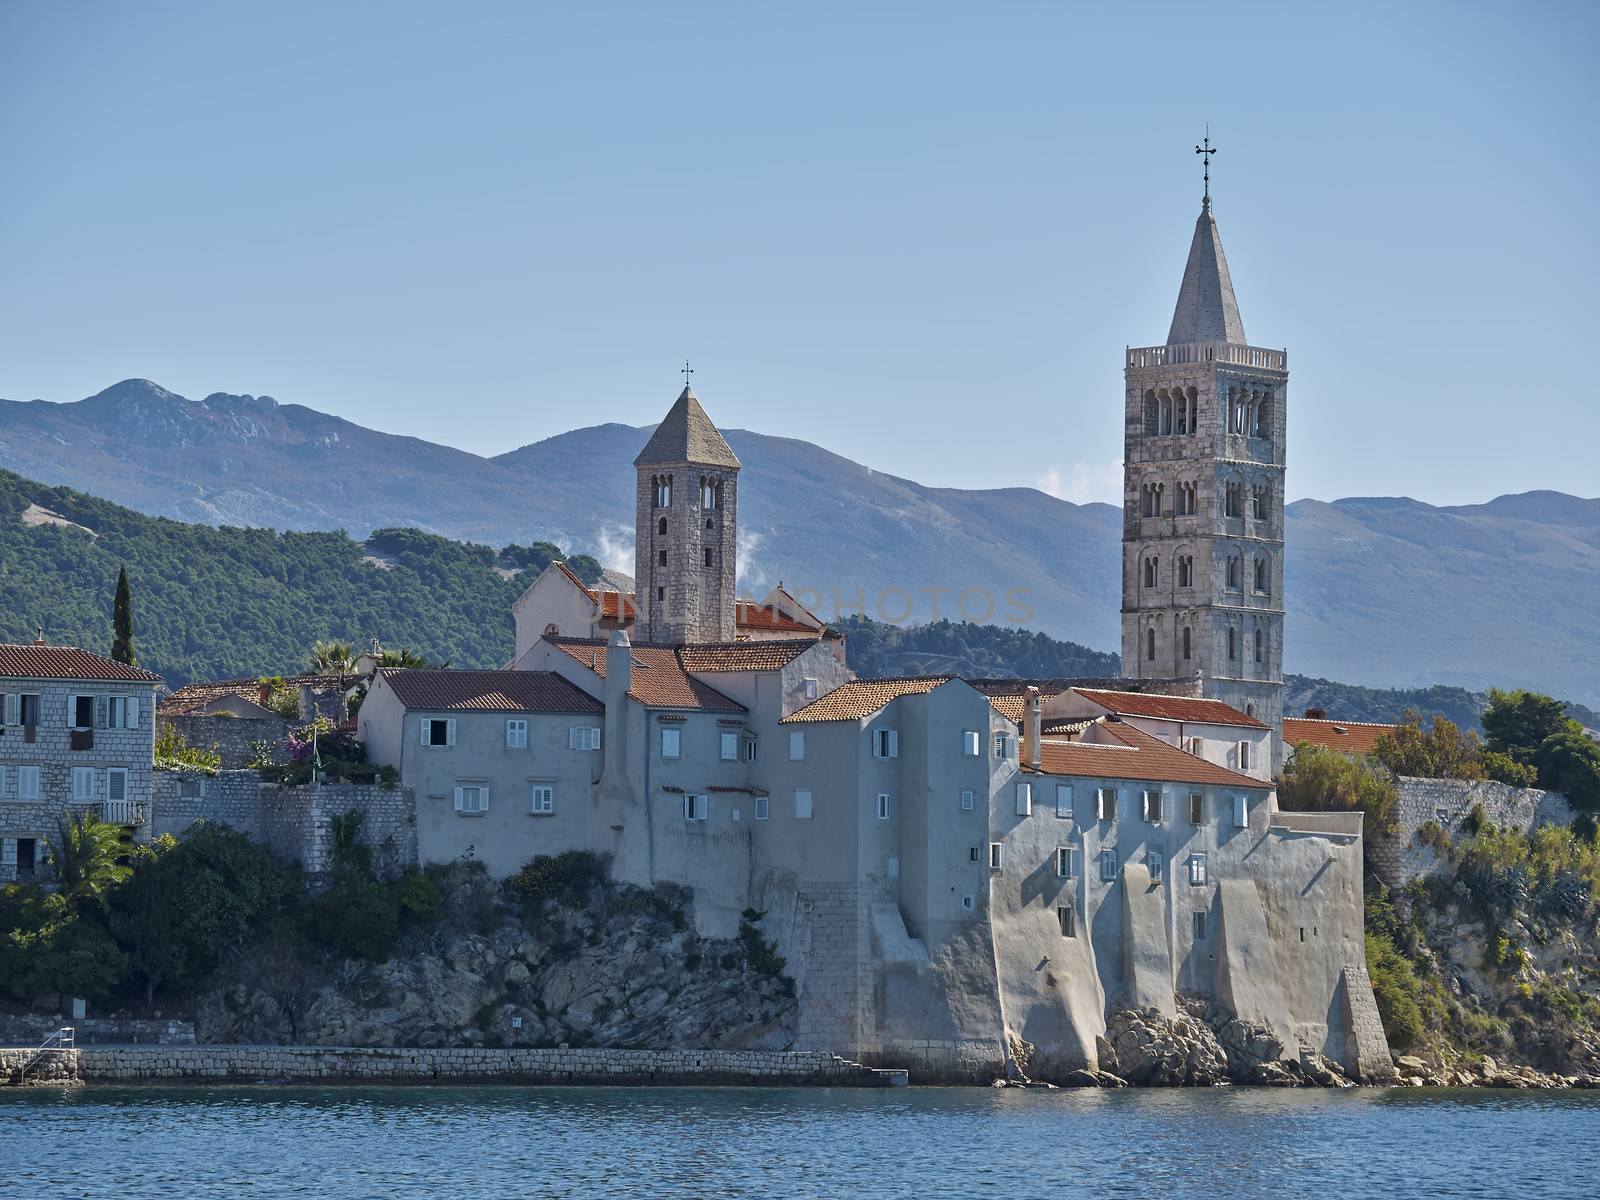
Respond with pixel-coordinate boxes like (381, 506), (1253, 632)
(633, 383), (741, 645)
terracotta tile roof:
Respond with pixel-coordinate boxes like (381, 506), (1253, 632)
(157, 673), (344, 716)
(679, 640), (819, 673)
(553, 562), (638, 621)
(544, 638), (744, 712)
(735, 600), (818, 634)
(1284, 717), (1397, 756)
(1071, 687), (1267, 730)
(780, 677), (950, 723)
(380, 668), (601, 714)
(981, 688), (1064, 724)
(0, 644), (161, 684)
(1027, 722), (1266, 789)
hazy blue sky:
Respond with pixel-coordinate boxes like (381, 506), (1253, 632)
(1, 1), (1594, 505)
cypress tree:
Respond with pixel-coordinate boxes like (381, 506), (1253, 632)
(111, 565), (137, 665)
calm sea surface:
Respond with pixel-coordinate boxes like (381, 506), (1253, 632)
(2, 1084), (1596, 1198)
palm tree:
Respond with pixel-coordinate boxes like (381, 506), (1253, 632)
(377, 646), (440, 669)
(50, 811), (132, 902)
(308, 639), (356, 678)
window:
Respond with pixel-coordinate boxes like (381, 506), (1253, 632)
(658, 549), (668, 567)
(1057, 904), (1076, 938)
(1228, 628), (1237, 660)
(1177, 555), (1193, 588)
(1189, 853), (1209, 886)
(107, 696), (138, 728)
(1226, 555), (1240, 589)
(506, 719), (528, 749)
(1142, 556), (1158, 588)
(1185, 736), (1203, 756)
(1055, 785), (1072, 820)
(1176, 482), (1197, 516)
(453, 784), (489, 814)
(1182, 627), (1192, 660)
(789, 731), (806, 761)
(887, 855), (899, 879)
(682, 794), (708, 821)
(960, 788), (975, 812)
(872, 729), (899, 759)
(720, 732), (739, 761)
(993, 732), (1013, 759)
(961, 730), (981, 757)
(1148, 851), (1164, 883)
(1015, 782), (1032, 817)
(1141, 482), (1164, 517)
(1193, 910), (1208, 940)
(1146, 628), (1155, 661)
(754, 796), (769, 820)
(72, 766), (95, 801)
(1188, 793), (1205, 824)
(654, 476), (672, 508)
(1233, 795), (1250, 828)
(1224, 481), (1242, 518)
(569, 726), (601, 750)
(803, 677), (819, 700)
(657, 587), (665, 603)
(962, 895), (975, 911)
(1098, 849), (1118, 882)
(969, 846), (980, 862)
(661, 728), (682, 759)
(703, 547), (714, 568)
(1252, 483), (1269, 520)
(422, 718), (454, 747)
(1096, 787), (1117, 821)
(106, 769), (127, 802)
(18, 693), (41, 726)
(876, 792), (891, 820)
(530, 784), (554, 815)
(1142, 789), (1161, 822)
(1056, 847), (1076, 878)
(1254, 628), (1264, 663)
(794, 789), (813, 820)
(71, 694), (94, 729)
(1254, 558), (1267, 594)
(1238, 741), (1252, 771)
(657, 517), (667, 536)
(989, 842), (1004, 871)
(744, 738), (758, 762)
(701, 479), (718, 509)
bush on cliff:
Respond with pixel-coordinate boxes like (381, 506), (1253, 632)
(0, 885), (126, 1003)
(1277, 744), (1399, 857)
(1371, 710), (1486, 781)
(511, 851), (610, 908)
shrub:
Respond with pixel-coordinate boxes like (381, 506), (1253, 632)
(1366, 931), (1428, 1051)
(1534, 731), (1600, 810)
(511, 851), (609, 908)
(154, 723), (222, 774)
(1483, 750), (1538, 788)
(1371, 709), (1485, 781)
(1278, 743), (1400, 847)
(394, 870), (443, 923)
(310, 881), (399, 962)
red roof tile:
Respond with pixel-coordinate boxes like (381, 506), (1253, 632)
(735, 601), (818, 634)
(0, 644), (161, 684)
(1028, 722), (1266, 789)
(380, 669), (601, 714)
(158, 673), (343, 716)
(544, 638), (744, 712)
(1071, 687), (1267, 730)
(679, 640), (819, 673)
(1283, 717), (1396, 756)
(781, 677), (950, 723)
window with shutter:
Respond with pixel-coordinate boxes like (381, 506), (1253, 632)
(720, 732), (738, 761)
(18, 766), (40, 800)
(453, 784), (488, 814)
(962, 730), (980, 757)
(661, 728), (681, 759)
(754, 796), (769, 821)
(876, 792), (891, 820)
(960, 789), (975, 812)
(1015, 782), (1032, 817)
(72, 767), (95, 801)
(530, 784), (554, 814)
(1160, 792), (1175, 824)
(1142, 790), (1160, 822)
(506, 720), (528, 749)
(1188, 793), (1205, 824)
(1056, 847), (1075, 878)
(794, 789), (813, 820)
(1, 693), (15, 726)
(1057, 904), (1076, 938)
(1233, 795), (1249, 828)
(1098, 849), (1118, 881)
(1189, 853), (1208, 886)
(682, 794), (708, 821)
(1193, 910), (1208, 940)
(1149, 851), (1164, 883)
(106, 769), (128, 803)
(1056, 785), (1072, 820)
(125, 696), (139, 729)
(1097, 788), (1117, 821)
(989, 842), (1004, 870)
(789, 731), (806, 761)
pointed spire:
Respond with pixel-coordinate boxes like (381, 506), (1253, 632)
(1165, 206), (1247, 347)
(633, 385), (741, 469)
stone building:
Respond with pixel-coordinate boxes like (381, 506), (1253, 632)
(1121, 193), (1288, 769)
(0, 641), (160, 881)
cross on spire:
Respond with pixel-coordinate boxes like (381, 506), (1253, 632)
(1195, 127), (1217, 211)
(680, 359), (694, 389)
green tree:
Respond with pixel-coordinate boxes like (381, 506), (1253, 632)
(0, 886), (126, 1003)
(49, 811), (132, 903)
(308, 639), (356, 677)
(564, 554), (605, 586)
(1482, 749), (1539, 787)
(1534, 731), (1600, 810)
(1370, 709), (1484, 780)
(110, 565), (136, 665)
(1278, 743), (1401, 842)
(1482, 688), (1580, 765)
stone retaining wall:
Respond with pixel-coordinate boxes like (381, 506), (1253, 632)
(3, 1045), (892, 1086)
(1370, 778), (1573, 892)
(152, 770), (265, 839)
(0, 1014), (194, 1046)
(159, 715), (290, 771)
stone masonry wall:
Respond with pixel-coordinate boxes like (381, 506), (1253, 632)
(159, 714), (289, 770)
(151, 769), (265, 839)
(0, 1013), (194, 1046)
(1370, 777), (1574, 893)
(2, 1045), (894, 1087)
(259, 782), (417, 874)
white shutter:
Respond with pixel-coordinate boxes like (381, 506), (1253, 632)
(960, 788), (975, 812)
(1056, 785), (1073, 820)
(107, 769), (127, 802)
(721, 732), (738, 761)
(126, 696), (139, 729)
(794, 789), (813, 820)
(1160, 792), (1175, 824)
(1234, 795), (1249, 828)
(1097, 788), (1110, 820)
(67, 694), (79, 728)
(962, 730), (980, 756)
(887, 730), (899, 759)
(445, 719), (456, 747)
(590, 727), (602, 749)
(2, 693), (15, 726)
(789, 731), (805, 761)
(1015, 782), (1032, 817)
(453, 786), (465, 812)
(421, 720), (433, 746)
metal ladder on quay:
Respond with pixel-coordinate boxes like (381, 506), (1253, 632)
(16, 1026), (75, 1085)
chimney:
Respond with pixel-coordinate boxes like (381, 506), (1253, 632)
(34, 625), (45, 646)
(1305, 707), (1327, 720)
(601, 629), (633, 781)
(1025, 686), (1042, 771)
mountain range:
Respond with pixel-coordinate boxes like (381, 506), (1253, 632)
(2, 378), (1596, 706)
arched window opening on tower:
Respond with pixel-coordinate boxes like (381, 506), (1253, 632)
(703, 546), (714, 569)
(653, 475), (673, 508)
(1159, 391), (1174, 435)
(1223, 482), (1243, 518)
(657, 517), (667, 536)
(1142, 556), (1158, 589)
(1143, 390), (1159, 435)
(1254, 627), (1264, 663)
(658, 549), (667, 567)
(1146, 628), (1156, 661)
(1141, 482), (1165, 518)
(1228, 627), (1237, 660)
(701, 476), (721, 510)
(1252, 483), (1269, 521)
(1176, 482), (1197, 516)
(1253, 557), (1267, 594)
(1177, 555), (1193, 588)
(1254, 393), (1271, 438)
(1182, 626), (1192, 660)
(1226, 555), (1240, 590)
(1177, 387), (1196, 434)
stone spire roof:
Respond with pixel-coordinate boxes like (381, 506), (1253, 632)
(1165, 205), (1246, 346)
(633, 386), (741, 469)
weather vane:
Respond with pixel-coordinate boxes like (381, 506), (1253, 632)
(1195, 126), (1217, 211)
(681, 359), (694, 387)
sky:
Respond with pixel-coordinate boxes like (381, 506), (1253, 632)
(0, 1), (1595, 507)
